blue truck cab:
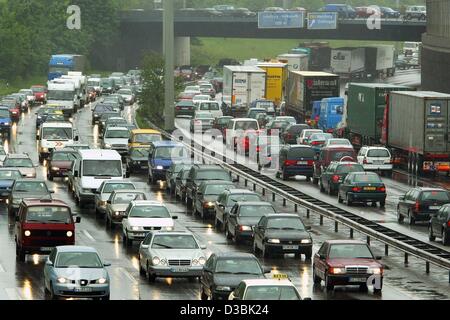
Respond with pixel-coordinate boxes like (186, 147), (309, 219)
(318, 97), (344, 133)
(0, 106), (12, 138)
(147, 141), (190, 184)
(48, 54), (85, 81)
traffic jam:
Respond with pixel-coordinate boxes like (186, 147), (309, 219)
(0, 45), (449, 302)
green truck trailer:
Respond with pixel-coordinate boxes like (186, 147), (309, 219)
(342, 83), (415, 148)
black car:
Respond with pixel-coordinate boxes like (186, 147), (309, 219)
(212, 116), (233, 136)
(338, 172), (386, 207)
(174, 168), (191, 201)
(166, 162), (197, 195)
(194, 180), (235, 220)
(98, 112), (122, 134)
(320, 162), (365, 196)
(397, 187), (450, 225)
(277, 145), (315, 181)
(281, 124), (310, 144)
(200, 252), (269, 300)
(225, 201), (276, 244)
(380, 6), (400, 18)
(252, 214), (313, 259)
(429, 204), (450, 245)
(175, 100), (195, 117)
(91, 103), (117, 124)
(126, 147), (150, 174)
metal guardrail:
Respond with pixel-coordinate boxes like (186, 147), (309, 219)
(138, 116), (450, 281)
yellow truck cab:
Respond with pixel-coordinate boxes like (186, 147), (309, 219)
(129, 129), (162, 148)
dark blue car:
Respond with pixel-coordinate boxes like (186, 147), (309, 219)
(277, 145), (315, 181)
(147, 141), (190, 184)
(0, 168), (23, 200)
(0, 107), (12, 138)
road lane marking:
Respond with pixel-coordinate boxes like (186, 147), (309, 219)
(4, 288), (22, 300)
(0, 263), (5, 273)
(82, 230), (95, 241)
(119, 267), (138, 285)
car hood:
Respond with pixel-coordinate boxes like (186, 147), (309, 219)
(50, 160), (73, 169)
(203, 195), (220, 202)
(127, 217), (174, 227)
(213, 273), (265, 287)
(110, 204), (129, 212)
(237, 216), (265, 227)
(12, 191), (51, 200)
(150, 249), (203, 260)
(104, 138), (129, 145)
(55, 267), (107, 281)
(0, 179), (15, 188)
(265, 229), (311, 240)
(16, 167), (36, 177)
(327, 258), (381, 268)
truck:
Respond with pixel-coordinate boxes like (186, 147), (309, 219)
(46, 81), (77, 117)
(318, 97), (345, 133)
(222, 65), (266, 116)
(277, 53), (309, 72)
(330, 47), (366, 79)
(382, 91), (450, 175)
(285, 71), (339, 122)
(341, 83), (415, 148)
(256, 62), (288, 107)
(48, 54), (86, 81)
(291, 42), (331, 71)
(364, 45), (396, 78)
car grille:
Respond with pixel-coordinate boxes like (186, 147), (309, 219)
(29, 230), (68, 237)
(61, 291), (106, 296)
(345, 266), (369, 274)
(168, 259), (191, 266)
(143, 227), (161, 231)
(279, 240), (302, 245)
(112, 144), (127, 149)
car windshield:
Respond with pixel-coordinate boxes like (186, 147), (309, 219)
(328, 244), (373, 259)
(94, 105), (115, 112)
(367, 149), (390, 157)
(352, 174), (382, 183)
(239, 205), (275, 217)
(113, 192), (146, 204)
(200, 102), (219, 111)
(14, 181), (48, 192)
(52, 152), (75, 161)
(26, 206), (71, 224)
(245, 286), (300, 300)
(235, 121), (258, 130)
(32, 87), (45, 93)
(215, 258), (262, 274)
(0, 109), (10, 118)
(227, 194), (260, 206)
(255, 101), (275, 110)
(42, 127), (72, 140)
(331, 151), (355, 161)
(287, 147), (315, 159)
(304, 130), (323, 139)
(151, 235), (199, 249)
(83, 160), (122, 177)
(130, 148), (149, 158)
(218, 118), (231, 125)
(0, 170), (22, 179)
(101, 79), (114, 86)
(103, 183), (135, 193)
(336, 164), (365, 174)
(328, 139), (351, 146)
(311, 133), (332, 141)
(266, 218), (305, 230)
(204, 184), (231, 195)
(155, 146), (188, 159)
(129, 205), (170, 218)
(185, 86), (199, 91)
(195, 112), (213, 119)
(105, 130), (129, 139)
(4, 158), (33, 167)
(47, 90), (73, 101)
(420, 191), (450, 202)
(196, 170), (230, 181)
(88, 80), (100, 86)
(118, 89), (132, 95)
(55, 252), (103, 268)
(134, 133), (161, 143)
(46, 114), (65, 121)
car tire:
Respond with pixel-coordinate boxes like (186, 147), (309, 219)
(214, 217), (222, 231)
(319, 180), (325, 192)
(225, 223), (232, 240)
(139, 261), (146, 276)
(281, 170), (288, 181)
(397, 207), (404, 223)
(337, 193), (343, 204)
(49, 284), (58, 300)
(407, 211), (415, 225)
(312, 267), (321, 285)
(16, 245), (25, 262)
(428, 225), (436, 241)
(374, 279), (383, 294)
(327, 184), (333, 196)
(200, 288), (208, 300)
(346, 194), (353, 206)
(304, 248), (312, 260)
(380, 201), (385, 208)
(252, 240), (259, 255)
(47, 174), (53, 181)
(325, 274), (334, 291)
(442, 230), (449, 246)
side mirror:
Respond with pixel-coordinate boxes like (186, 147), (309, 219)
(375, 256), (382, 260)
(45, 260), (53, 266)
(200, 244), (207, 250)
(50, 190), (55, 194)
(103, 262), (111, 267)
(74, 136), (79, 141)
(263, 266), (272, 274)
(75, 216), (81, 223)
(172, 216), (178, 220)
(140, 244), (149, 250)
(233, 297), (241, 301)
(399, 196), (405, 201)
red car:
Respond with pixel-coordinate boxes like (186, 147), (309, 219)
(313, 240), (383, 293)
(15, 199), (81, 261)
(31, 85), (47, 104)
(46, 148), (78, 181)
(1, 99), (20, 122)
(312, 145), (356, 184)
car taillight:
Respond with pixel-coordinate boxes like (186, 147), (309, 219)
(363, 158), (368, 164)
(378, 186), (386, 192)
(256, 146), (261, 152)
(307, 160), (314, 166)
(176, 106), (181, 110)
(311, 141), (322, 146)
(287, 133), (292, 139)
(415, 201), (420, 212)
(195, 120), (201, 125)
(447, 221), (450, 227)
(352, 187), (361, 192)
(332, 175), (340, 183)
(284, 160), (297, 166)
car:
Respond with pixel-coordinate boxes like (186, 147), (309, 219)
(274, 116), (296, 125)
(107, 94), (126, 110)
(102, 126), (130, 155)
(357, 146), (393, 176)
(175, 100), (195, 117)
(404, 5), (426, 20)
(175, 167), (191, 201)
(105, 190), (147, 228)
(214, 189), (262, 230)
(46, 148), (78, 181)
(200, 252), (270, 300)
(297, 129), (323, 145)
(319, 4), (357, 19)
(190, 111), (215, 133)
(256, 113), (270, 129)
(264, 7), (285, 11)
(100, 78), (115, 94)
(380, 6), (400, 18)
(234, 8), (256, 17)
(319, 161), (365, 195)
(429, 204), (450, 245)
(355, 6), (376, 18)
(249, 100), (276, 116)
(31, 85), (47, 104)
(3, 153), (37, 178)
(199, 83), (216, 97)
(276, 145), (315, 181)
(98, 111), (122, 135)
(8, 179), (54, 215)
(0, 168), (22, 200)
(313, 145), (357, 183)
(43, 246), (111, 300)
(229, 277), (304, 300)
(247, 108), (267, 120)
(0, 107), (12, 139)
(91, 103), (118, 124)
(212, 116), (233, 136)
(224, 118), (260, 147)
(194, 180), (236, 220)
(129, 129), (162, 148)
(397, 187), (450, 225)
(122, 201), (178, 246)
(185, 164), (233, 206)
(116, 88), (135, 105)
(195, 101), (222, 119)
(323, 138), (352, 147)
(252, 214), (313, 259)
(225, 201), (276, 244)
(19, 89), (36, 107)
(35, 107), (60, 130)
(165, 162), (197, 195)
(309, 133), (333, 153)
(126, 147), (150, 174)
(94, 180), (136, 216)
(10, 93), (29, 113)
(281, 124), (310, 145)
(103, 117), (128, 132)
(15, 199), (80, 261)
(337, 172), (386, 207)
(2, 99), (20, 122)
(64, 143), (90, 152)
(147, 141), (190, 185)
(265, 120), (290, 136)
(138, 230), (207, 282)
(313, 240), (383, 292)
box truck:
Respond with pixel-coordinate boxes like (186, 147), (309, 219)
(256, 62), (287, 107)
(330, 47), (366, 79)
(277, 53), (309, 72)
(364, 45), (396, 78)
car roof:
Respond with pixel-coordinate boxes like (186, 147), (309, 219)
(78, 149), (122, 160)
(225, 189), (257, 195)
(111, 189), (145, 194)
(325, 240), (368, 245)
(241, 279), (295, 287)
(232, 118), (257, 122)
(131, 129), (161, 134)
(215, 252), (258, 259)
(23, 199), (69, 207)
(132, 200), (165, 206)
(264, 213), (300, 219)
(56, 246), (99, 253)
(235, 201), (273, 206)
(149, 230), (194, 236)
(6, 153), (30, 159)
(42, 122), (73, 128)
(347, 171), (379, 176)
(194, 164), (223, 170)
(151, 141), (184, 147)
(106, 126), (129, 131)
(414, 187), (448, 192)
(199, 180), (234, 186)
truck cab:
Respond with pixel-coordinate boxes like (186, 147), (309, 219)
(47, 80), (77, 117)
(38, 122), (78, 162)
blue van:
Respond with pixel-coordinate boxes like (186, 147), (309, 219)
(148, 141), (190, 184)
(0, 106), (12, 138)
(320, 4), (357, 19)
(318, 97), (344, 133)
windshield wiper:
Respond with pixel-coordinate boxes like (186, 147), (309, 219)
(232, 272), (261, 275)
(154, 244), (173, 249)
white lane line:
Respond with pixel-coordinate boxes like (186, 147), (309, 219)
(119, 267), (138, 285)
(0, 263), (5, 273)
(82, 230), (95, 242)
(4, 288), (22, 300)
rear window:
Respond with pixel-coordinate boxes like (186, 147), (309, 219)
(196, 170), (230, 181)
(235, 121), (258, 130)
(330, 151), (355, 161)
(352, 174), (382, 183)
(289, 125), (308, 133)
(420, 191), (450, 202)
(287, 147), (315, 159)
(336, 164), (365, 174)
(367, 149), (391, 157)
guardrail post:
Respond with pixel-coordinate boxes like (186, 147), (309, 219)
(236, 175), (239, 183)
(306, 209), (310, 219)
(366, 236), (370, 245)
(319, 215), (323, 225)
(283, 199), (286, 207)
(349, 228), (353, 238)
(334, 221), (338, 232)
(272, 193), (275, 202)
(404, 253), (409, 265)
(426, 262), (430, 274)
(262, 188), (266, 196)
(245, 179), (248, 187)
(294, 204), (297, 212)
(253, 183), (256, 191)
(385, 244), (389, 256)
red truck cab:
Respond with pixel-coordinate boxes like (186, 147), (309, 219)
(31, 85), (47, 104)
(312, 145), (356, 184)
(15, 199), (81, 261)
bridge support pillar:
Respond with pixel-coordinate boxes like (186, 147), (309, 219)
(174, 37), (191, 66)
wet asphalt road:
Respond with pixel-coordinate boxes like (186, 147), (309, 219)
(1, 69), (449, 300)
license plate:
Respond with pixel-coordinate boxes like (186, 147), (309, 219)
(134, 233), (145, 237)
(349, 277), (367, 283)
(297, 161), (307, 165)
(282, 245), (299, 250)
(364, 187), (376, 191)
(74, 287), (92, 292)
(374, 160), (384, 164)
(171, 267), (190, 273)
(429, 206), (441, 210)
(40, 247), (53, 251)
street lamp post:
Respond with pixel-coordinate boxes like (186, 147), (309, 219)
(163, 0), (175, 132)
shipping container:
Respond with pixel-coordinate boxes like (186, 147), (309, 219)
(277, 53), (309, 72)
(330, 47), (365, 79)
(285, 71), (339, 122)
(364, 45), (396, 78)
(291, 44), (331, 71)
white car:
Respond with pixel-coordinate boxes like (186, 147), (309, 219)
(323, 138), (352, 148)
(102, 126), (130, 155)
(357, 146), (393, 175)
(122, 200), (177, 246)
(138, 230), (207, 282)
(297, 129), (323, 145)
(116, 88), (135, 105)
(224, 118), (260, 146)
(195, 100), (223, 119)
(192, 94), (212, 105)
(185, 85), (200, 92)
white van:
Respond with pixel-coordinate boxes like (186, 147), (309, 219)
(71, 149), (128, 207)
(38, 122), (78, 162)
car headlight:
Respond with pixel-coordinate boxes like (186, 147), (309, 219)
(104, 144), (111, 149)
(330, 267), (345, 274)
(239, 225), (252, 231)
(156, 165), (164, 170)
(4, 122), (9, 126)
(198, 257), (206, 265)
(216, 286), (231, 291)
(24, 230), (31, 237)
(41, 148), (49, 153)
(301, 239), (312, 244)
(57, 277), (67, 284)
(164, 226), (174, 231)
(267, 238), (280, 244)
(66, 231), (73, 237)
(97, 278), (108, 284)
(114, 211), (120, 216)
(51, 167), (60, 171)
(131, 226), (142, 231)
(369, 267), (382, 275)
(152, 257), (160, 265)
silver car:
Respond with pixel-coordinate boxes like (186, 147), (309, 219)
(3, 153), (37, 178)
(43, 246), (111, 300)
(94, 180), (136, 216)
(105, 189), (147, 228)
(139, 231), (207, 282)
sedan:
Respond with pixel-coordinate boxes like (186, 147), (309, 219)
(46, 149), (78, 181)
(165, 162), (196, 195)
(338, 172), (386, 207)
(194, 180), (235, 220)
(126, 147), (150, 174)
(190, 112), (214, 133)
(43, 246), (110, 300)
(175, 168), (191, 201)
(94, 180), (136, 216)
(0, 168), (23, 200)
(429, 203), (450, 245)
(8, 179), (53, 215)
(105, 190), (147, 228)
(139, 231), (207, 282)
(319, 162), (365, 195)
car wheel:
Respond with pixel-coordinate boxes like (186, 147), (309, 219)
(407, 211), (415, 225)
(380, 201), (385, 208)
(101, 295), (110, 301)
(214, 217), (222, 231)
(275, 171), (281, 179)
(146, 262), (156, 283)
(252, 240), (259, 255)
(397, 207), (404, 223)
(346, 194), (353, 206)
(319, 180), (325, 192)
(304, 248), (312, 260)
(139, 261), (146, 276)
(281, 170), (288, 181)
(325, 274), (334, 291)
(371, 202), (377, 207)
(200, 288), (208, 300)
(225, 223), (232, 240)
(373, 279), (383, 294)
(49, 283), (58, 300)
(428, 225), (436, 241)
(359, 283), (369, 292)
(16, 245), (25, 262)
(327, 184), (333, 196)
(337, 192), (343, 204)
(312, 267), (321, 285)
(47, 174), (53, 181)
(442, 230), (449, 246)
